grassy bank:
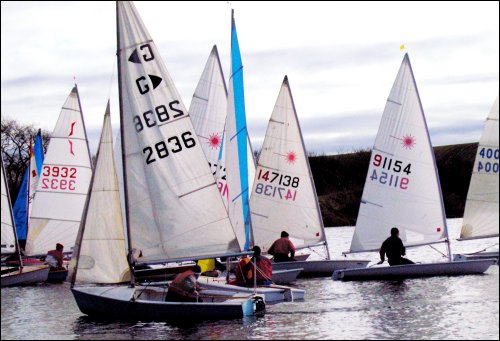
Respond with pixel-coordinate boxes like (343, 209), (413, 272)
(309, 143), (478, 227)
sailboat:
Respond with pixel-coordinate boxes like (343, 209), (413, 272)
(12, 129), (44, 250)
(187, 46), (301, 284)
(249, 76), (369, 277)
(197, 11), (304, 301)
(333, 53), (496, 281)
(25, 86), (92, 254)
(454, 96), (499, 262)
(71, 1), (264, 320)
(1, 154), (50, 287)
(23, 85), (92, 282)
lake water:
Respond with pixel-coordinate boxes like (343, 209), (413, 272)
(1, 218), (498, 340)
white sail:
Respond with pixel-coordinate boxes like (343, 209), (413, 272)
(225, 10), (255, 251)
(117, 1), (239, 263)
(1, 156), (17, 255)
(250, 76), (326, 254)
(189, 45), (230, 206)
(189, 45), (255, 211)
(460, 96), (499, 240)
(349, 54), (447, 253)
(26, 86), (93, 256)
(73, 103), (130, 284)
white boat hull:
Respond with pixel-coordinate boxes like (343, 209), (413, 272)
(72, 285), (263, 320)
(1, 265), (50, 287)
(453, 252), (499, 263)
(272, 268), (303, 284)
(332, 259), (497, 281)
(198, 277), (305, 302)
(273, 259), (370, 277)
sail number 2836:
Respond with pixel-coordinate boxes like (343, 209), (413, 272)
(143, 131), (196, 165)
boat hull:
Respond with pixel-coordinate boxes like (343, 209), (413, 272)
(1, 265), (50, 287)
(272, 268), (303, 284)
(197, 277), (305, 302)
(453, 252), (499, 263)
(332, 259), (497, 281)
(47, 269), (69, 283)
(273, 259), (370, 277)
(72, 286), (262, 320)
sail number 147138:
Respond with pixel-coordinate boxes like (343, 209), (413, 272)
(370, 153), (411, 190)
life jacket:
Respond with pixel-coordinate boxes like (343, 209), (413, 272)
(243, 257), (273, 282)
(235, 257), (251, 282)
(255, 257), (272, 281)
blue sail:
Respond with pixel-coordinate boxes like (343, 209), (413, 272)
(228, 10), (252, 250)
(13, 130), (44, 241)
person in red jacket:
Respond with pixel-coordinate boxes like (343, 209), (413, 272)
(166, 265), (203, 302)
(268, 231), (296, 262)
(243, 246), (273, 286)
(45, 243), (64, 269)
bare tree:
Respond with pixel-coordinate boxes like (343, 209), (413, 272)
(1, 117), (50, 201)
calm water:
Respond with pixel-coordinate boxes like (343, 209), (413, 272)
(2, 219), (498, 340)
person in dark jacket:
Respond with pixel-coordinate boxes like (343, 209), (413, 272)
(378, 227), (415, 266)
(166, 265), (203, 302)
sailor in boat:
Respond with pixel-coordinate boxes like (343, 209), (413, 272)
(44, 243), (65, 270)
(165, 265), (203, 302)
(268, 231), (297, 262)
(377, 227), (415, 266)
(242, 246), (273, 286)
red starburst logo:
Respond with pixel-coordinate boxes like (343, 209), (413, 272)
(286, 151), (297, 164)
(207, 133), (222, 150)
(401, 134), (416, 149)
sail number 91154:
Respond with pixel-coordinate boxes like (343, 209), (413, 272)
(370, 153), (411, 190)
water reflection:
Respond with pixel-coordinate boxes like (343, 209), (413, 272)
(2, 220), (498, 340)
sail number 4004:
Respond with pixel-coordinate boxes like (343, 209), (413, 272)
(477, 148), (499, 173)
(143, 131), (196, 164)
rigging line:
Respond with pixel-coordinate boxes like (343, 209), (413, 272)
(107, 58), (117, 102)
(469, 242), (499, 254)
(428, 244), (448, 259)
(305, 245), (328, 259)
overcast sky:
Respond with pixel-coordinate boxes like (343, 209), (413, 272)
(1, 1), (499, 155)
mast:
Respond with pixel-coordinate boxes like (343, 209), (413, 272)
(25, 137), (33, 251)
(116, 1), (135, 287)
